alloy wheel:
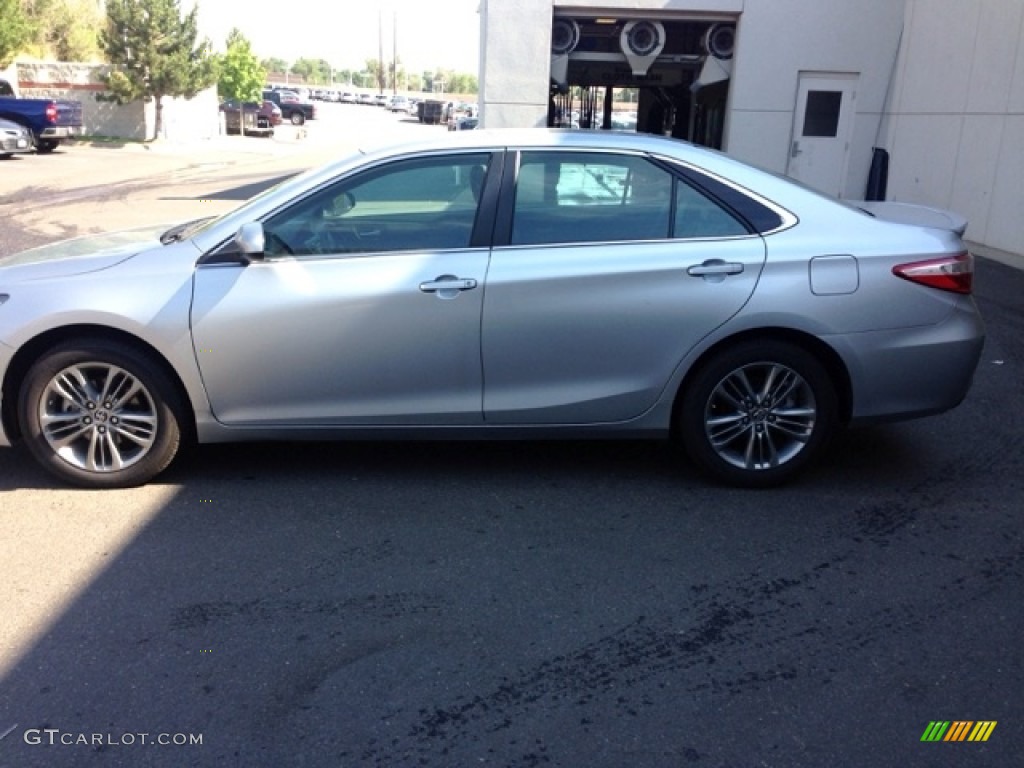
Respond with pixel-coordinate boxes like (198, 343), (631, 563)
(704, 361), (817, 471)
(38, 361), (158, 473)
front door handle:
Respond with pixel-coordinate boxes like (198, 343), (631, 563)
(419, 274), (478, 299)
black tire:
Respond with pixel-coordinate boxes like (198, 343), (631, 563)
(679, 340), (837, 488)
(290, 111), (305, 126)
(35, 139), (59, 153)
(18, 339), (184, 488)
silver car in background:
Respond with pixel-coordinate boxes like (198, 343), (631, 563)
(0, 117), (32, 158)
(0, 130), (984, 488)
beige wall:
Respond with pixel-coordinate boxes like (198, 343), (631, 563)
(478, 0), (905, 198)
(478, 0), (1022, 256)
(881, 0), (1024, 254)
(726, 0), (904, 198)
(12, 61), (220, 143)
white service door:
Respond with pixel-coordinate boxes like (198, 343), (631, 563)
(786, 72), (858, 197)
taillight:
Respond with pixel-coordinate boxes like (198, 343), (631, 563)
(45, 103), (58, 124)
(892, 251), (973, 294)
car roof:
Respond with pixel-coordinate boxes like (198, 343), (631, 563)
(340, 129), (827, 218)
(354, 129), (754, 180)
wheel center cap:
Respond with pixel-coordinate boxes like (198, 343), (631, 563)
(95, 411), (108, 422)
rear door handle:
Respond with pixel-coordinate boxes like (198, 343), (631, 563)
(687, 260), (744, 278)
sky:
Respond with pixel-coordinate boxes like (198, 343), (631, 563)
(191, 0), (482, 76)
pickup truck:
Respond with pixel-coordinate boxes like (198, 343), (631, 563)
(262, 89), (317, 125)
(0, 78), (83, 153)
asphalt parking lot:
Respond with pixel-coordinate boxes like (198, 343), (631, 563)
(1, 105), (1022, 767)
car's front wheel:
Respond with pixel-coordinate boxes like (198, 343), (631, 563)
(18, 340), (184, 488)
(679, 340), (837, 487)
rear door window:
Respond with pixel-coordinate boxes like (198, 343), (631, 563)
(511, 152), (672, 245)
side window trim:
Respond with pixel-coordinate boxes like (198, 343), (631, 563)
(492, 149), (520, 247)
(469, 150), (507, 248)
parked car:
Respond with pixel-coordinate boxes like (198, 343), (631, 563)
(0, 130), (984, 489)
(0, 78), (83, 153)
(373, 94), (388, 107)
(261, 89), (316, 124)
(448, 115), (478, 131)
(218, 100), (282, 136)
(389, 95), (411, 113)
(340, 92), (356, 104)
(0, 117), (33, 158)
(357, 93), (373, 105)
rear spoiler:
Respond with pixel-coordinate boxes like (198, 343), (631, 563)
(852, 201), (968, 237)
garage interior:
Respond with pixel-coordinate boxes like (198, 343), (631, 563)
(548, 14), (737, 149)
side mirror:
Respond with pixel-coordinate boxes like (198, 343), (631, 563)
(233, 221), (266, 263)
(324, 191), (355, 218)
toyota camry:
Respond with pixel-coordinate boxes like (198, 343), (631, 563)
(0, 130), (984, 488)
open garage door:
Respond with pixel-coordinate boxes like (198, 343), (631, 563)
(548, 13), (738, 149)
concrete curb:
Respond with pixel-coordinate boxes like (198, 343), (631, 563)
(67, 126), (315, 158)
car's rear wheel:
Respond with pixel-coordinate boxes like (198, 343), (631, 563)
(18, 340), (183, 488)
(679, 340), (837, 487)
(290, 112), (305, 125)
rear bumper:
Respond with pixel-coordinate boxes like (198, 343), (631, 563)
(837, 299), (985, 424)
(39, 125), (81, 139)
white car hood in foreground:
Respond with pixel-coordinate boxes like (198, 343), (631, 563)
(0, 225), (170, 280)
(853, 201), (968, 237)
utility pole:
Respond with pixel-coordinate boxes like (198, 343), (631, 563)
(378, 10), (384, 95)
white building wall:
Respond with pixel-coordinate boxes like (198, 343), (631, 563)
(13, 61), (221, 142)
(881, 0), (1024, 254)
(479, 0), (902, 198)
(726, 0), (904, 198)
(478, 0), (552, 128)
(478, 0), (1022, 256)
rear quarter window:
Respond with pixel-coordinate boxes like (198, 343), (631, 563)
(668, 161), (785, 234)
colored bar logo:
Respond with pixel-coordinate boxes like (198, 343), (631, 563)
(921, 721), (997, 742)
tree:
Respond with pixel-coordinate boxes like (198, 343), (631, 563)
(365, 58), (384, 93)
(260, 57), (288, 80)
(0, 0), (33, 68)
(290, 57), (331, 85)
(218, 28), (264, 102)
(99, 0), (218, 140)
(33, 0), (104, 61)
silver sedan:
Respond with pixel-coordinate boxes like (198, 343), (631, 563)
(0, 130), (984, 488)
(0, 117), (33, 158)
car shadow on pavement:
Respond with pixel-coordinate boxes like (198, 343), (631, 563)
(0, 427), (941, 494)
(159, 173), (298, 202)
(3, 422), (1021, 768)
